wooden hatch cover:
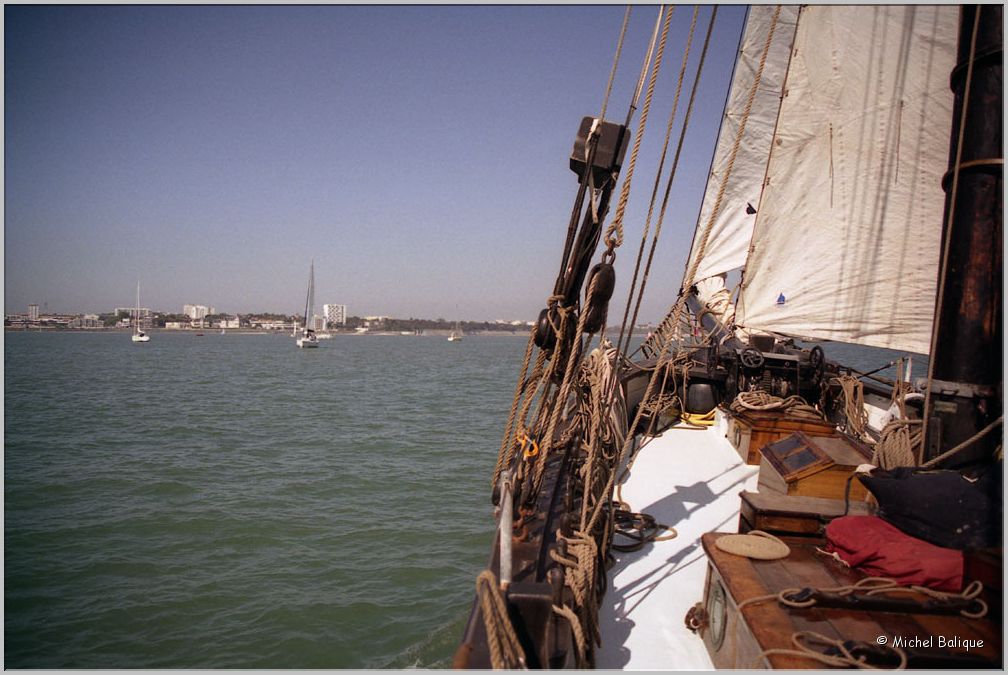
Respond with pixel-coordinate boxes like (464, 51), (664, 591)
(761, 431), (833, 483)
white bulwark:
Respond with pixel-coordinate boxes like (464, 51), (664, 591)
(323, 303), (346, 330)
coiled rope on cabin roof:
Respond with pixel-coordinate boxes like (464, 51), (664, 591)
(729, 390), (825, 421)
(754, 630), (908, 670)
(737, 576), (988, 619)
(738, 577), (988, 669)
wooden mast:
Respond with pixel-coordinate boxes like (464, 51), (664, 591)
(923, 4), (1003, 466)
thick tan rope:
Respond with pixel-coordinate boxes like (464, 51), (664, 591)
(475, 570), (527, 669)
(493, 327), (539, 489)
(681, 3), (782, 296)
(613, 5), (700, 358)
(603, 5), (673, 253)
(644, 4), (782, 358)
(838, 374), (869, 437)
(729, 391), (824, 421)
(872, 419), (921, 470)
(737, 576), (987, 619)
(922, 415), (1004, 469)
(529, 5), (674, 498)
(551, 603), (587, 666)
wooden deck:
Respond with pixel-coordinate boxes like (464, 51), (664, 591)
(700, 532), (1002, 669)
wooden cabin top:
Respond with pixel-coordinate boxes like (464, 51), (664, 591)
(701, 531), (1002, 669)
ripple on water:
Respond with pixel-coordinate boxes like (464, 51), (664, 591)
(5, 332), (524, 667)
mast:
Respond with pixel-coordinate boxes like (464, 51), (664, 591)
(303, 260), (314, 334)
(135, 280), (140, 335)
(922, 5), (1003, 466)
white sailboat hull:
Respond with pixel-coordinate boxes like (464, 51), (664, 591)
(296, 336), (319, 348)
(131, 333), (150, 343)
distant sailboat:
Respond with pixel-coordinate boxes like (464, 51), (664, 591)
(447, 319), (463, 342)
(131, 281), (150, 343)
(296, 261), (319, 348)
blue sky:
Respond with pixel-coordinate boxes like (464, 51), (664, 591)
(5, 5), (746, 321)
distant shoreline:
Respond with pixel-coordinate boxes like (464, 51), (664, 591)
(5, 327), (653, 336)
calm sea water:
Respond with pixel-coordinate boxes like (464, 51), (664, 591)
(5, 330), (528, 668)
(4, 330), (921, 668)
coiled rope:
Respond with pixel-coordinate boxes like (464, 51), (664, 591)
(729, 391), (825, 421)
(737, 576), (988, 619)
(838, 374), (869, 437)
(754, 630), (908, 670)
(872, 419), (921, 470)
(741, 577), (990, 668)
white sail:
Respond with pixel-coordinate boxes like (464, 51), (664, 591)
(683, 5), (799, 286)
(131, 280), (150, 342)
(735, 5), (957, 355)
(297, 261), (319, 348)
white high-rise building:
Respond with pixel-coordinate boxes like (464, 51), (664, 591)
(28, 304), (39, 321)
(323, 304), (346, 329)
(183, 304), (214, 320)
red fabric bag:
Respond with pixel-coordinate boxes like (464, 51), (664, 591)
(823, 515), (964, 592)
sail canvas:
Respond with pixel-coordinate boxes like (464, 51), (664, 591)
(683, 5), (799, 286)
(736, 5), (959, 354)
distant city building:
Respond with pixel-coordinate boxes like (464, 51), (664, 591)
(68, 314), (100, 329)
(183, 304), (214, 320)
(323, 304), (346, 329)
(28, 304), (38, 321)
(116, 306), (151, 319)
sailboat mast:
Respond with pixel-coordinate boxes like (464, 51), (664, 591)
(303, 261), (314, 330)
(922, 5), (1003, 466)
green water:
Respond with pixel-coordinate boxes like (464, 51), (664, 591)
(5, 331), (527, 668)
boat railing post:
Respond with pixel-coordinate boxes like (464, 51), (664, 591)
(497, 470), (514, 590)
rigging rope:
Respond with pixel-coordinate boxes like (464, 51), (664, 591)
(603, 5), (673, 256)
(614, 5), (704, 361)
(475, 570), (527, 669)
(643, 3), (783, 358)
